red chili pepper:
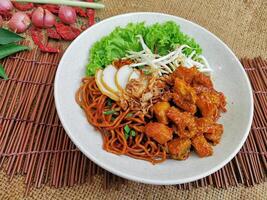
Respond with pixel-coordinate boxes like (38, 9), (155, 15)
(39, 4), (59, 14)
(55, 23), (81, 41)
(31, 28), (60, 53)
(86, 0), (95, 27)
(0, 11), (12, 20)
(75, 7), (87, 17)
(13, 2), (34, 11)
(47, 28), (61, 40)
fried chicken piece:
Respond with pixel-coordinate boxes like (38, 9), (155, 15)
(172, 78), (197, 114)
(207, 90), (226, 111)
(161, 91), (173, 102)
(153, 102), (170, 124)
(204, 129), (223, 145)
(166, 107), (197, 139)
(196, 118), (224, 145)
(172, 66), (213, 89)
(196, 90), (226, 120)
(196, 92), (218, 119)
(172, 66), (198, 84)
(173, 93), (197, 114)
(214, 91), (227, 112)
(192, 134), (213, 157)
(192, 72), (213, 88)
(168, 138), (191, 160)
(145, 122), (173, 144)
(193, 85), (211, 95)
(174, 78), (197, 103)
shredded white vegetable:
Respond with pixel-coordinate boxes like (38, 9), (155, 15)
(124, 35), (212, 76)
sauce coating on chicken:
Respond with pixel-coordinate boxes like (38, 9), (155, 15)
(143, 66), (226, 160)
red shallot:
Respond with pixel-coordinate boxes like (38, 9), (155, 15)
(8, 12), (31, 33)
(58, 6), (77, 24)
(0, 0), (13, 12)
(32, 7), (56, 28)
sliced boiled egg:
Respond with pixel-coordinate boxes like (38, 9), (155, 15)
(128, 69), (141, 81)
(115, 65), (133, 90)
(95, 69), (119, 101)
(101, 65), (120, 95)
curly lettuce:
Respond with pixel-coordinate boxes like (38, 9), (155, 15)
(86, 21), (202, 76)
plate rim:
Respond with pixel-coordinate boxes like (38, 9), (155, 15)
(54, 12), (254, 185)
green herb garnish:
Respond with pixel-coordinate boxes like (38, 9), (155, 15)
(130, 130), (136, 137)
(126, 113), (133, 118)
(124, 125), (136, 139)
(107, 98), (113, 107)
(124, 125), (131, 134)
(103, 110), (116, 115)
(124, 125), (131, 139)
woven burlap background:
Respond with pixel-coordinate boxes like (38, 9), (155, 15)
(1, 0), (267, 199)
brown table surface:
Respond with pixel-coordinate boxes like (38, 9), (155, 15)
(1, 0), (267, 199)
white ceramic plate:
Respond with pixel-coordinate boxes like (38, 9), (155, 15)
(54, 12), (253, 185)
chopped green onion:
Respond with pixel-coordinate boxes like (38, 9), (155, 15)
(124, 125), (131, 134)
(107, 98), (113, 107)
(124, 125), (131, 140)
(103, 110), (116, 115)
(124, 125), (136, 139)
(130, 130), (136, 137)
(126, 113), (133, 118)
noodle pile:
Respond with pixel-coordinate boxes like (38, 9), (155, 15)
(76, 77), (167, 164)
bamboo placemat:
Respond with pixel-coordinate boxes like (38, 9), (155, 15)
(0, 0), (267, 196)
(0, 49), (266, 193)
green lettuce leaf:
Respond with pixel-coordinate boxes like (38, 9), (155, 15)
(86, 21), (202, 76)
